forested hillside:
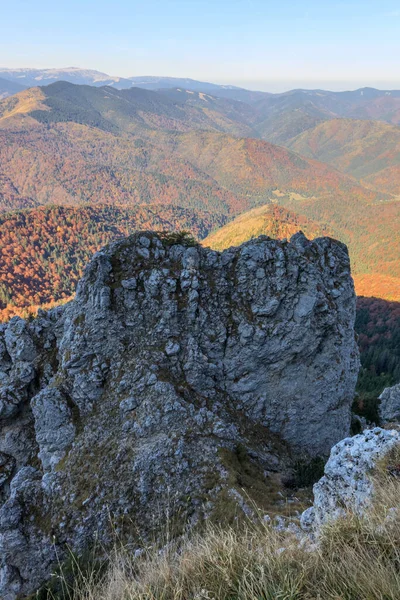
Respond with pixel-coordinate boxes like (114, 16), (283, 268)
(0, 82), (400, 314)
(0, 84), (384, 218)
(204, 193), (400, 300)
(276, 193), (400, 298)
(287, 119), (400, 196)
(0, 82), (258, 137)
(355, 297), (400, 421)
(0, 204), (225, 320)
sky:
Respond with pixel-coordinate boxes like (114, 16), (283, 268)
(1, 0), (400, 92)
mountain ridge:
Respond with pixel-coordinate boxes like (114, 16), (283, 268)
(0, 82), (383, 216)
(0, 80), (399, 310)
(1, 68), (400, 129)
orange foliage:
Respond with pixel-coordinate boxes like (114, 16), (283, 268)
(0, 204), (225, 320)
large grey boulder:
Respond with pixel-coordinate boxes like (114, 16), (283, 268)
(379, 383), (400, 424)
(301, 428), (400, 533)
(0, 231), (359, 598)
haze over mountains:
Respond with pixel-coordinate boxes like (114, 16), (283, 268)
(0, 68), (243, 96)
(0, 76), (25, 100)
(0, 67), (400, 316)
(1, 67), (400, 127)
(0, 67), (134, 90)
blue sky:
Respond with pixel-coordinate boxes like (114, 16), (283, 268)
(1, 0), (400, 91)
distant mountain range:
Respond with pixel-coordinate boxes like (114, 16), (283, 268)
(0, 67), (134, 90)
(0, 76), (26, 100)
(0, 68), (244, 95)
(1, 67), (400, 128)
(0, 81), (381, 212)
(128, 76), (241, 92)
(0, 74), (400, 315)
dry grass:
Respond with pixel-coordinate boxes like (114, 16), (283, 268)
(44, 453), (400, 600)
(0, 87), (50, 125)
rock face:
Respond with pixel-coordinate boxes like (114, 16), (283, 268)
(0, 231), (359, 598)
(379, 384), (400, 424)
(301, 428), (400, 533)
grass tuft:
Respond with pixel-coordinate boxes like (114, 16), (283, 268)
(38, 444), (400, 599)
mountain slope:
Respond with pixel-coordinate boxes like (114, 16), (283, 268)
(0, 83), (384, 217)
(204, 204), (329, 250)
(0, 87), (52, 125)
(157, 87), (259, 132)
(213, 87), (400, 144)
(277, 194), (400, 299)
(205, 196), (400, 300)
(0, 121), (242, 214)
(342, 89), (400, 124)
(167, 130), (384, 204)
(0, 81), (258, 138)
(0, 77), (26, 100)
(223, 87), (400, 126)
(287, 119), (400, 195)
(0, 173), (37, 210)
(255, 109), (325, 145)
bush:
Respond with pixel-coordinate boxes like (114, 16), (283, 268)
(157, 230), (198, 247)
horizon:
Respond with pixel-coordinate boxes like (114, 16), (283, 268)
(1, 65), (400, 94)
(2, 0), (400, 93)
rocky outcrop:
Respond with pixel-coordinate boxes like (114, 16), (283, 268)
(301, 428), (400, 533)
(0, 231), (359, 598)
(379, 383), (400, 424)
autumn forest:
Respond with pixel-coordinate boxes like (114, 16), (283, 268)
(1, 78), (400, 413)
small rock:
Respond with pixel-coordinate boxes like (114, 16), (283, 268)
(165, 341), (180, 356)
(379, 383), (400, 424)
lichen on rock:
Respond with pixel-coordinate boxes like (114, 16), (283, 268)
(0, 231), (359, 598)
(301, 427), (400, 533)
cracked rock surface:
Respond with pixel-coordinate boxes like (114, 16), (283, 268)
(0, 231), (359, 598)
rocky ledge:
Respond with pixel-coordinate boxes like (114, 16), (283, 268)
(0, 231), (359, 598)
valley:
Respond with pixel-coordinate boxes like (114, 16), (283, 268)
(0, 75), (399, 405)
(0, 81), (398, 304)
